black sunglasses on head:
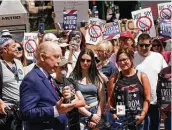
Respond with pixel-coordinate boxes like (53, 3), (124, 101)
(139, 43), (151, 48)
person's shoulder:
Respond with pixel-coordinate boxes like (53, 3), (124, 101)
(23, 66), (38, 79)
(99, 71), (108, 83)
(151, 51), (162, 57)
(160, 65), (171, 74)
(14, 58), (23, 65)
(134, 51), (140, 57)
(24, 63), (36, 75)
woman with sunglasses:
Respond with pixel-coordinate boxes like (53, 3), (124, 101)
(15, 41), (27, 66)
(70, 49), (105, 130)
(151, 38), (171, 64)
(108, 47), (151, 130)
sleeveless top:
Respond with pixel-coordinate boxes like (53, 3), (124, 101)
(114, 70), (144, 112)
(78, 83), (98, 104)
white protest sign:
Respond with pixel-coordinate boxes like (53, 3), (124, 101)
(85, 25), (102, 45)
(53, 1), (89, 23)
(23, 33), (38, 60)
(88, 17), (106, 32)
(132, 8), (156, 38)
(85, 18), (106, 45)
(158, 2), (172, 21)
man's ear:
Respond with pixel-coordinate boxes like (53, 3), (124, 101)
(40, 53), (46, 62)
(3, 46), (8, 53)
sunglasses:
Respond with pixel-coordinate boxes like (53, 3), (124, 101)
(80, 58), (91, 63)
(152, 44), (161, 47)
(139, 43), (151, 48)
(17, 47), (23, 51)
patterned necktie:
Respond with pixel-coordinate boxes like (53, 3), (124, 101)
(48, 76), (63, 97)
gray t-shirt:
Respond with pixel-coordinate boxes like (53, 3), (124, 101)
(0, 59), (25, 106)
(78, 83), (98, 104)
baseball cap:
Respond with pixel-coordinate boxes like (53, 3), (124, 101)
(59, 57), (69, 67)
(1, 29), (12, 38)
(120, 31), (132, 38)
(43, 33), (59, 42)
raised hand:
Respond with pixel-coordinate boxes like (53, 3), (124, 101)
(56, 98), (75, 114)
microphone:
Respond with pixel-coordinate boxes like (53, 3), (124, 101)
(61, 70), (67, 86)
(124, 88), (129, 110)
(61, 70), (71, 103)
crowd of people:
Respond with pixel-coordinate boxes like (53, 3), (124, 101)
(0, 11), (171, 130)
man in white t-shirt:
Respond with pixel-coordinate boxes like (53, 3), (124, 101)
(134, 33), (167, 130)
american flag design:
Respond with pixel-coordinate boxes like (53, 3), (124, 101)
(115, 84), (141, 111)
(63, 10), (77, 30)
(63, 10), (77, 15)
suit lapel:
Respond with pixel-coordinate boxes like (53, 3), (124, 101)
(34, 67), (59, 100)
(42, 78), (59, 100)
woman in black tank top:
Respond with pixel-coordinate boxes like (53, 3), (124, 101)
(107, 48), (151, 130)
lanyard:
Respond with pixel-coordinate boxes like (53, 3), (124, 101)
(2, 60), (19, 81)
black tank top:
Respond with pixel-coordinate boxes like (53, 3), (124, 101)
(114, 70), (144, 112)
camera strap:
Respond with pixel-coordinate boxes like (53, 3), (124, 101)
(2, 60), (19, 81)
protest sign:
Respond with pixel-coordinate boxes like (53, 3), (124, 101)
(53, 1), (89, 24)
(88, 17), (106, 32)
(85, 18), (106, 45)
(63, 10), (77, 30)
(119, 19), (135, 32)
(23, 33), (38, 60)
(85, 25), (102, 45)
(158, 2), (172, 21)
(132, 8), (156, 38)
(103, 21), (120, 40)
(159, 20), (171, 38)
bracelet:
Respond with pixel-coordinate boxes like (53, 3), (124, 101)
(89, 113), (94, 120)
(110, 108), (116, 114)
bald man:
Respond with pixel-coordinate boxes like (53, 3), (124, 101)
(20, 41), (74, 130)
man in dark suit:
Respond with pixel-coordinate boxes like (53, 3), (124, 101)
(20, 41), (75, 130)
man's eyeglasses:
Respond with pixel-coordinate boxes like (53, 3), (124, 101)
(80, 58), (91, 63)
(139, 43), (151, 48)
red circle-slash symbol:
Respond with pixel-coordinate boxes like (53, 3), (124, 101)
(136, 16), (152, 32)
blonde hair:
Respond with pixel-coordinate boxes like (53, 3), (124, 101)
(96, 40), (113, 53)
